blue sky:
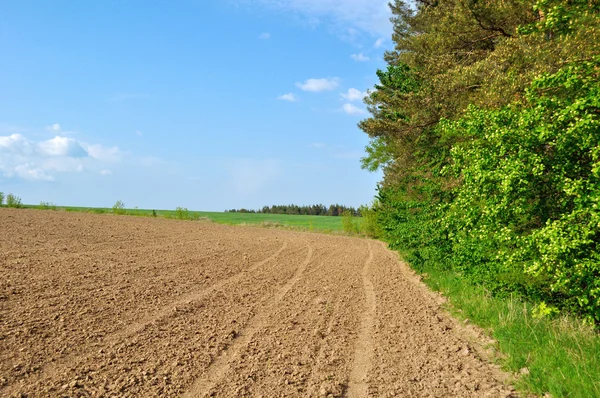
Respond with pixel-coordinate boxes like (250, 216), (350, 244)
(0, 0), (391, 211)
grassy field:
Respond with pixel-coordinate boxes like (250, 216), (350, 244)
(22, 204), (354, 232)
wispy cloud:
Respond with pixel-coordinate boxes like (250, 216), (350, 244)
(46, 123), (62, 132)
(374, 38), (384, 48)
(341, 88), (366, 102)
(342, 103), (366, 115)
(351, 53), (369, 62)
(310, 142), (326, 149)
(278, 93), (298, 102)
(242, 0), (392, 38)
(296, 77), (340, 92)
(83, 144), (122, 163)
(12, 164), (54, 181)
(135, 130), (143, 137)
(258, 32), (271, 39)
(229, 158), (282, 196)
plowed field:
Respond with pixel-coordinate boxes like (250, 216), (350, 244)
(1, 209), (516, 397)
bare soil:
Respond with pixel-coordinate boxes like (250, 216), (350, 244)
(0, 209), (516, 397)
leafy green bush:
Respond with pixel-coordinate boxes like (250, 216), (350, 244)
(441, 58), (600, 322)
(6, 193), (22, 208)
(175, 206), (189, 220)
(341, 210), (359, 234)
(0, 192), (4, 206)
(376, 57), (600, 324)
(39, 201), (57, 210)
(112, 200), (126, 215)
(358, 204), (383, 238)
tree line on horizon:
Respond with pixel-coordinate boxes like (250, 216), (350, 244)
(225, 204), (361, 216)
(361, 0), (599, 323)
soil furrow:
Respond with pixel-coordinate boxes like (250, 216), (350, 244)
(109, 240), (289, 343)
(346, 241), (376, 398)
(7, 241), (291, 393)
(182, 244), (314, 398)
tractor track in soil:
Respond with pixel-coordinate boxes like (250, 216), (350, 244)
(0, 209), (516, 397)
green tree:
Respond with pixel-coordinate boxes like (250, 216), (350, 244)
(360, 0), (600, 322)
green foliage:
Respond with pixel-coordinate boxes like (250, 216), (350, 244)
(175, 206), (189, 220)
(441, 58), (600, 321)
(376, 186), (451, 272)
(39, 201), (57, 210)
(341, 210), (360, 234)
(0, 192), (4, 206)
(377, 59), (600, 322)
(112, 200), (126, 215)
(532, 302), (559, 319)
(519, 0), (600, 37)
(6, 193), (22, 208)
(364, 1), (600, 327)
(358, 204), (383, 238)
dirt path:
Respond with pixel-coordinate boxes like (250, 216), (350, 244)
(0, 209), (516, 397)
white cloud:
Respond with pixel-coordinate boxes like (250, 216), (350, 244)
(342, 103), (366, 115)
(100, 169), (112, 176)
(341, 88), (366, 101)
(259, 32), (271, 39)
(351, 53), (369, 62)
(229, 158), (282, 196)
(310, 142), (326, 149)
(0, 134), (34, 155)
(0, 132), (123, 181)
(244, 0), (392, 38)
(13, 164), (54, 181)
(374, 38), (384, 48)
(135, 130), (143, 137)
(46, 123), (61, 132)
(278, 93), (298, 102)
(40, 157), (85, 173)
(296, 77), (340, 92)
(37, 136), (87, 157)
(84, 144), (122, 162)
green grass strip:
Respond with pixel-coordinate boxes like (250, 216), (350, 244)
(420, 263), (600, 397)
(21, 204), (356, 232)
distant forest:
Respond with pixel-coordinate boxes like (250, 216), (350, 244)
(225, 204), (361, 216)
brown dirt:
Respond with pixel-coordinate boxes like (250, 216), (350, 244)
(0, 208), (516, 397)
